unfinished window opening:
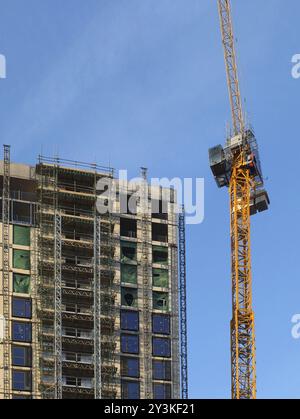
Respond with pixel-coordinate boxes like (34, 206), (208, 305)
(13, 249), (31, 270)
(153, 292), (169, 312)
(152, 223), (168, 243)
(12, 201), (36, 226)
(121, 241), (137, 263)
(121, 287), (138, 308)
(153, 246), (168, 265)
(121, 264), (137, 285)
(13, 225), (31, 246)
(13, 274), (30, 294)
(152, 199), (168, 220)
(120, 218), (137, 238)
(153, 268), (169, 288)
(120, 193), (137, 215)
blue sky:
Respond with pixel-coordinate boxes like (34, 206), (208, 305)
(1, 0), (300, 399)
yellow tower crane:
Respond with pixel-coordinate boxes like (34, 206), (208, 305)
(209, 0), (270, 399)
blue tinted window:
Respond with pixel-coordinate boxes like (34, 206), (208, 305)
(121, 357), (139, 378)
(12, 370), (32, 391)
(153, 360), (171, 381)
(153, 337), (171, 357)
(12, 346), (32, 367)
(12, 322), (32, 343)
(153, 383), (171, 399)
(121, 310), (139, 331)
(121, 334), (139, 354)
(152, 314), (170, 335)
(122, 381), (140, 399)
(12, 298), (32, 319)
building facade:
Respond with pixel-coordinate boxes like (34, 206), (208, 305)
(0, 152), (182, 399)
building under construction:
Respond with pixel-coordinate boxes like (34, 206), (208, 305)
(0, 146), (188, 399)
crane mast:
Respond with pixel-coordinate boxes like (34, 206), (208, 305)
(209, 0), (270, 399)
(218, 0), (256, 400)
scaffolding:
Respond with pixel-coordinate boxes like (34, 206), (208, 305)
(31, 225), (40, 399)
(36, 156), (117, 399)
(140, 168), (152, 399)
(2, 145), (10, 399)
(93, 216), (101, 399)
(54, 211), (62, 399)
(179, 207), (188, 399)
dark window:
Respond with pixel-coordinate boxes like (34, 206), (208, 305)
(120, 218), (137, 238)
(66, 377), (78, 386)
(12, 346), (32, 367)
(121, 311), (139, 331)
(121, 241), (137, 263)
(121, 357), (140, 378)
(121, 288), (138, 308)
(121, 334), (139, 354)
(153, 360), (171, 381)
(152, 223), (168, 243)
(153, 246), (168, 265)
(12, 395), (32, 399)
(12, 298), (32, 319)
(12, 322), (32, 343)
(151, 199), (168, 220)
(122, 380), (140, 399)
(152, 314), (170, 335)
(12, 370), (32, 392)
(153, 337), (171, 358)
(153, 383), (172, 399)
(120, 194), (137, 215)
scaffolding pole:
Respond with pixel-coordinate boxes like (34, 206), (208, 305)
(54, 211), (63, 399)
(179, 207), (188, 399)
(94, 215), (102, 399)
(31, 227), (40, 399)
(2, 144), (10, 399)
(140, 168), (152, 399)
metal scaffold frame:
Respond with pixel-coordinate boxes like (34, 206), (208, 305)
(140, 168), (152, 399)
(2, 144), (10, 399)
(170, 211), (180, 399)
(179, 207), (188, 399)
(37, 155), (117, 399)
(31, 226), (40, 399)
(94, 215), (101, 399)
(54, 211), (63, 399)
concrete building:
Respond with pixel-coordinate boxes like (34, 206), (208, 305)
(0, 150), (184, 399)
